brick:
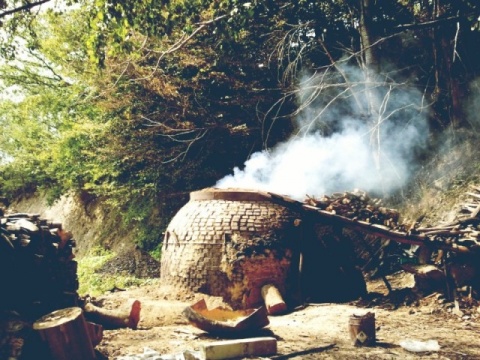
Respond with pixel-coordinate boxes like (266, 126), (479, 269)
(201, 337), (277, 360)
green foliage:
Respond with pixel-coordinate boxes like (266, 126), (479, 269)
(149, 243), (162, 261)
(77, 246), (158, 296)
(2, 0), (480, 265)
(85, 0), (212, 65)
(117, 192), (164, 250)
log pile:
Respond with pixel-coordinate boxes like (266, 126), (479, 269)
(0, 212), (78, 320)
(0, 209), (144, 359)
(412, 186), (480, 251)
(303, 187), (480, 254)
(304, 190), (400, 230)
(303, 188), (480, 298)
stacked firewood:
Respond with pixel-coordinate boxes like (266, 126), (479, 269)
(304, 189), (400, 229)
(0, 212), (79, 320)
(303, 188), (480, 252)
(412, 186), (480, 250)
(302, 188), (480, 297)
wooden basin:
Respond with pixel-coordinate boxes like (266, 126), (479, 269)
(182, 299), (269, 334)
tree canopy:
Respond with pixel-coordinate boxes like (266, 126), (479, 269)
(1, 0), (480, 250)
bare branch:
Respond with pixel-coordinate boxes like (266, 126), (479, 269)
(394, 15), (464, 32)
(0, 0), (50, 18)
(268, 22), (313, 84)
(453, 21), (460, 63)
(161, 129), (208, 164)
(317, 38), (363, 112)
(136, 14), (227, 81)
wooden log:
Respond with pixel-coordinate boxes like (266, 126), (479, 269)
(85, 321), (103, 347)
(470, 203), (480, 219)
(467, 192), (480, 200)
(401, 264), (446, 293)
(302, 205), (474, 253)
(416, 225), (457, 231)
(83, 300), (141, 329)
(261, 284), (287, 315)
(32, 307), (95, 360)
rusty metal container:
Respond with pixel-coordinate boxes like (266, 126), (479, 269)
(348, 312), (376, 346)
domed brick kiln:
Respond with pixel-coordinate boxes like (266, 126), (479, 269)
(160, 188), (366, 310)
(160, 188), (302, 309)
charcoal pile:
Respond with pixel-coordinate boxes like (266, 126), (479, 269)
(304, 189), (400, 230)
(0, 212), (79, 320)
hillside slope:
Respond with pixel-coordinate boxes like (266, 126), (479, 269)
(9, 192), (122, 258)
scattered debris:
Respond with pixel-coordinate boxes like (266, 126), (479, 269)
(5, 186), (480, 359)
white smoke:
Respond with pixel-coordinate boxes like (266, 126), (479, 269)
(216, 67), (430, 200)
(466, 77), (480, 130)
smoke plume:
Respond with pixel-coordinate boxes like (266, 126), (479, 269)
(217, 67), (429, 200)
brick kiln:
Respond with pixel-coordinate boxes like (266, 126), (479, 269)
(160, 188), (366, 310)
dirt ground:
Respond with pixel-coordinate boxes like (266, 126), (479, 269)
(91, 271), (480, 360)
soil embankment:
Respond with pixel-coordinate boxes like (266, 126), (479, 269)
(9, 193), (132, 258)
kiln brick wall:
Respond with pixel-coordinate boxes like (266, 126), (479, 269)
(160, 197), (300, 305)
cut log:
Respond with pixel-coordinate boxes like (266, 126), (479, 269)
(85, 321), (103, 347)
(32, 307), (95, 360)
(401, 264), (446, 294)
(83, 300), (141, 329)
(261, 284), (287, 315)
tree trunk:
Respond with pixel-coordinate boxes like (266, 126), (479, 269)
(358, 0), (384, 188)
(359, 0), (378, 74)
(431, 0), (463, 128)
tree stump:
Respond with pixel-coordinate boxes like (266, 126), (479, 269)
(32, 307), (95, 360)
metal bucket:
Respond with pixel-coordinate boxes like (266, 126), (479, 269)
(348, 312), (376, 346)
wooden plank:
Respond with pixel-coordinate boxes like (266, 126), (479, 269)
(201, 337), (277, 360)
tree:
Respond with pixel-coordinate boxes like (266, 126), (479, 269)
(2, 0), (480, 248)
(0, 0), (51, 19)
(0, 7), (106, 200)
